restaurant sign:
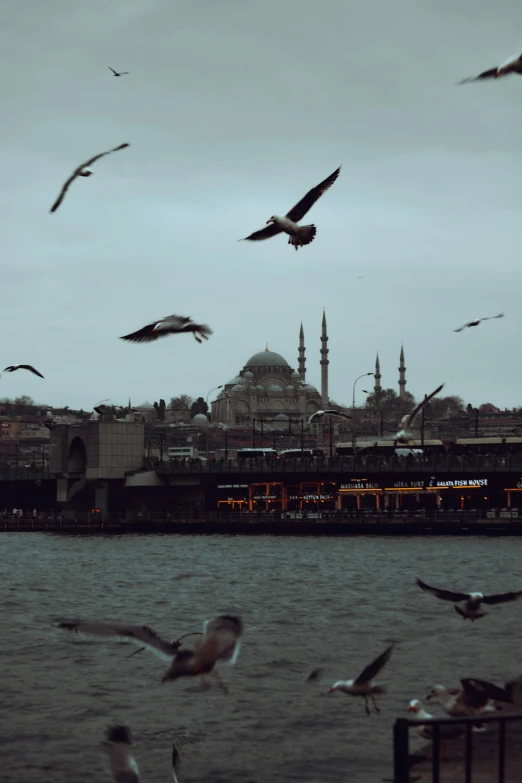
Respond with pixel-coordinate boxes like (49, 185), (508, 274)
(434, 478), (488, 488)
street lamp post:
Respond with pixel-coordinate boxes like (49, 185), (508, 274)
(352, 372), (374, 451)
(204, 386), (223, 458)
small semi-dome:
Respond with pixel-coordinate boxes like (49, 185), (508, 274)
(303, 384), (318, 392)
(256, 384), (265, 394)
(267, 384), (283, 394)
(138, 401), (154, 409)
(285, 384), (295, 395)
(226, 376), (242, 386)
(231, 384), (244, 392)
(291, 370), (301, 378)
(274, 413), (289, 421)
(243, 371), (254, 379)
(192, 413), (209, 428)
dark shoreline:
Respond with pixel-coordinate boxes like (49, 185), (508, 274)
(3, 517), (522, 535)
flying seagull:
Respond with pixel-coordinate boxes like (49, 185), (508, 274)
(454, 313), (504, 332)
(458, 54), (522, 84)
(308, 410), (352, 426)
(328, 643), (394, 715)
(57, 619), (201, 660)
(2, 364), (44, 378)
(109, 67), (129, 77)
(120, 314), (212, 344)
(427, 679), (513, 717)
(393, 384), (444, 445)
(415, 577), (522, 620)
(161, 614), (243, 694)
(103, 725), (140, 783)
(243, 166), (341, 251)
(49, 143), (130, 213)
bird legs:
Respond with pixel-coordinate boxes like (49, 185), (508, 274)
(211, 668), (229, 695)
(364, 695), (381, 715)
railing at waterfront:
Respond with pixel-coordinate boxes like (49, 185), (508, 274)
(393, 712), (522, 783)
(151, 454), (522, 475)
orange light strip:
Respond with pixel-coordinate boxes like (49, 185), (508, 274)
(338, 488), (382, 493)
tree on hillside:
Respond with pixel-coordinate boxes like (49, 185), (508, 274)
(169, 394), (193, 411)
(422, 395), (465, 420)
(364, 388), (416, 422)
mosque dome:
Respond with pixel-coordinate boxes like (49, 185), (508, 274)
(243, 371), (254, 379)
(245, 349), (289, 368)
(267, 384), (283, 394)
(274, 413), (289, 422)
(192, 413), (209, 428)
(303, 384), (318, 393)
(231, 384), (244, 392)
(285, 385), (295, 395)
(138, 401), (154, 409)
(291, 370), (301, 379)
(227, 376), (242, 385)
(256, 384), (265, 393)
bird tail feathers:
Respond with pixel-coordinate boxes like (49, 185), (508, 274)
(288, 225), (316, 249)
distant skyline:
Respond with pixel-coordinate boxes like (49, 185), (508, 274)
(1, 0), (522, 410)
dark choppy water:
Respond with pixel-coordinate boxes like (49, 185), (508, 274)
(2, 533), (522, 783)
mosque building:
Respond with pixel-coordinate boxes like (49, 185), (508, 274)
(211, 312), (330, 426)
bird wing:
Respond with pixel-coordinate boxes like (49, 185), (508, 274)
(50, 143), (129, 213)
(354, 643), (394, 685)
(415, 577), (470, 603)
(104, 725), (140, 783)
(120, 72), (130, 75)
(18, 364), (44, 378)
(457, 67), (499, 84)
(194, 614), (243, 668)
(453, 322), (473, 332)
(243, 223), (283, 242)
(481, 313), (505, 322)
(322, 410), (352, 420)
(3, 366), (16, 372)
(285, 166), (341, 223)
(171, 743), (180, 783)
(461, 678), (513, 705)
(108, 67), (118, 74)
(406, 384), (444, 428)
(482, 590), (522, 605)
(57, 620), (176, 660)
(120, 320), (164, 343)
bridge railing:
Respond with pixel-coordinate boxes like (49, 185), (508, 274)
(393, 712), (522, 783)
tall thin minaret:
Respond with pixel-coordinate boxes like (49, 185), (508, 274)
(374, 353), (382, 393)
(320, 310), (329, 406)
(398, 344), (406, 399)
(298, 322), (306, 381)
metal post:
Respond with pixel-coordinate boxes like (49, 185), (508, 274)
(421, 393), (426, 447)
(380, 410), (384, 437)
(393, 718), (410, 783)
(329, 418), (333, 458)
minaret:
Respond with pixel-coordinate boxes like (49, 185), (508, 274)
(398, 344), (406, 399)
(374, 353), (381, 393)
(298, 322), (306, 381)
(320, 310), (329, 406)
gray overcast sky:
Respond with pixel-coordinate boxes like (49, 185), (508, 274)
(1, 0), (522, 410)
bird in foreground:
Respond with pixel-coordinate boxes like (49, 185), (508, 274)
(49, 143), (130, 213)
(57, 619), (201, 661)
(109, 66), (129, 77)
(393, 384), (444, 445)
(161, 614), (243, 694)
(453, 313), (504, 332)
(308, 409), (352, 426)
(328, 643), (394, 715)
(120, 314), (212, 344)
(172, 743), (180, 783)
(2, 364), (44, 378)
(458, 54), (522, 84)
(407, 700), (466, 761)
(103, 725), (140, 783)
(426, 679), (513, 717)
(415, 577), (522, 620)
(243, 166), (341, 250)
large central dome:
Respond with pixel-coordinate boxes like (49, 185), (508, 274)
(245, 350), (289, 368)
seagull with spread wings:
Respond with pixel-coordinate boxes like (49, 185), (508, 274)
(2, 364), (44, 378)
(393, 384), (444, 445)
(109, 66), (129, 77)
(458, 53), (522, 84)
(103, 725), (140, 783)
(161, 615), (243, 694)
(120, 314), (212, 344)
(308, 410), (352, 426)
(328, 643), (394, 715)
(427, 679), (513, 716)
(243, 166), (341, 250)
(49, 143), (130, 213)
(454, 313), (504, 332)
(416, 577), (522, 620)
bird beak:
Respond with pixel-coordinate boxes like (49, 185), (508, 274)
(266, 218), (273, 224)
(408, 706), (417, 712)
(328, 688), (335, 694)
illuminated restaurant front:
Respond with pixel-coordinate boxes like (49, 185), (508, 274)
(216, 477), (495, 511)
